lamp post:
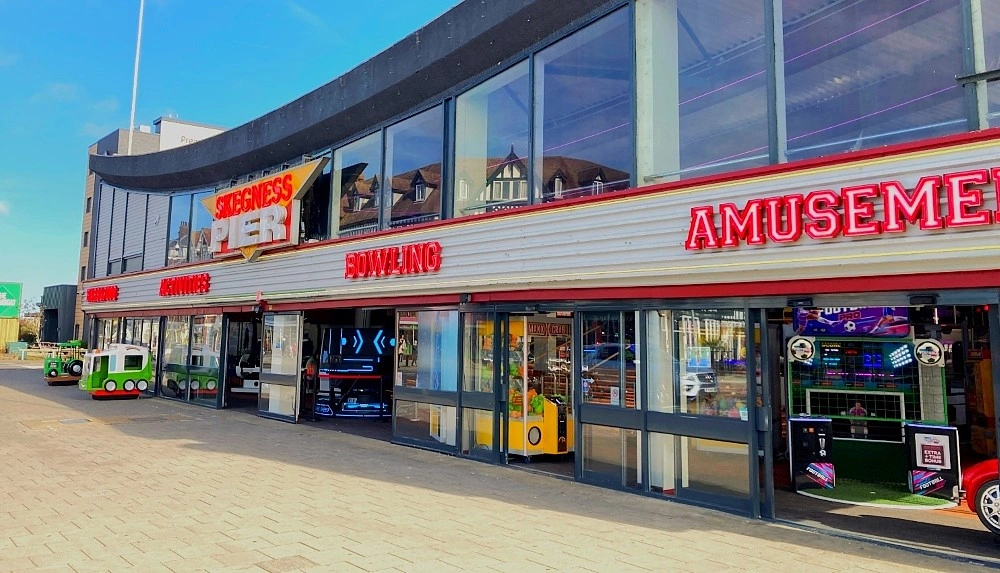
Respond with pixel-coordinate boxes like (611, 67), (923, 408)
(126, 0), (145, 155)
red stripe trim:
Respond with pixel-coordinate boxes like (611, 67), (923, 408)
(81, 127), (1000, 286)
(90, 305), (255, 319)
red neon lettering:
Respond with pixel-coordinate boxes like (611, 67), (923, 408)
(426, 242), (442, 271)
(944, 169), (992, 227)
(764, 195), (804, 243)
(719, 201), (764, 247)
(841, 184), (881, 236)
(803, 190), (841, 240)
(882, 177), (944, 233)
(345, 253), (357, 279)
(685, 207), (719, 250)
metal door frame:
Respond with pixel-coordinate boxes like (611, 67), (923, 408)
(257, 311), (304, 423)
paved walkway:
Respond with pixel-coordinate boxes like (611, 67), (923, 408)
(0, 364), (991, 573)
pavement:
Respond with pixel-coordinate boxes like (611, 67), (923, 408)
(0, 362), (994, 573)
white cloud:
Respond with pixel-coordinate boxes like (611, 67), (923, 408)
(0, 48), (17, 68)
(286, 0), (328, 30)
(92, 97), (119, 113)
(79, 122), (115, 139)
(31, 82), (81, 103)
(0, 201), (10, 216)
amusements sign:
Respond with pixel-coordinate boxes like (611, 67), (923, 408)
(793, 306), (909, 337)
(905, 423), (961, 500)
(201, 157), (329, 262)
(0, 282), (22, 319)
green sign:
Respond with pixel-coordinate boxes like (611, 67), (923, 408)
(0, 283), (22, 319)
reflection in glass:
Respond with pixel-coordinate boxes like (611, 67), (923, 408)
(984, 3), (1000, 125)
(454, 61), (530, 216)
(167, 194), (192, 266)
(259, 314), (301, 418)
(385, 106), (444, 228)
(670, 309), (748, 418)
(461, 407), (495, 460)
(783, 0), (965, 160)
(581, 424), (639, 489)
(533, 8), (633, 203)
(580, 311), (637, 408)
(189, 315), (222, 406)
(649, 433), (750, 503)
(394, 400), (457, 447)
(161, 316), (190, 400)
(462, 313), (495, 393)
(398, 310), (458, 391)
(147, 319), (160, 395)
(189, 190), (214, 263)
(335, 132), (383, 237)
(300, 155), (332, 242)
(676, 0), (768, 176)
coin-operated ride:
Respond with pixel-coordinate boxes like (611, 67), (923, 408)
(79, 344), (152, 400)
(43, 339), (86, 385)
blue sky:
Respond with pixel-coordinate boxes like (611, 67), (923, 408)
(0, 0), (458, 309)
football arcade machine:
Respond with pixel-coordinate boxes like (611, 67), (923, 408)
(79, 344), (152, 399)
(786, 307), (956, 500)
(43, 339), (86, 385)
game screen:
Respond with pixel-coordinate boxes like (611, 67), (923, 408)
(319, 327), (395, 374)
(789, 339), (922, 439)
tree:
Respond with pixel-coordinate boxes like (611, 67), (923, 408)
(18, 297), (40, 345)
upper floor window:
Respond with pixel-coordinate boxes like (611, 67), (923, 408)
(299, 155), (332, 242)
(334, 131), (382, 238)
(415, 182), (427, 203)
(385, 105), (443, 228)
(85, 196), (92, 213)
(534, 8), (633, 203)
(167, 194), (192, 266)
(82, 231), (89, 247)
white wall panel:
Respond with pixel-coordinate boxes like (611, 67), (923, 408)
(93, 184), (114, 279)
(143, 194), (170, 270)
(82, 138), (1000, 312)
(108, 189), (128, 260)
(123, 192), (147, 257)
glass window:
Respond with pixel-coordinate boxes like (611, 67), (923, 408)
(259, 314), (301, 418)
(652, 309), (747, 418)
(335, 132), (382, 237)
(454, 61), (530, 216)
(300, 154), (333, 242)
(385, 106), (444, 228)
(461, 407), (496, 460)
(82, 231), (89, 247)
(649, 433), (750, 504)
(189, 315), (222, 407)
(534, 8), (633, 203)
(462, 312), (495, 393)
(677, 0), (768, 176)
(783, 0), (965, 160)
(580, 311), (637, 409)
(189, 190), (214, 263)
(79, 266), (86, 281)
(167, 194), (192, 266)
(581, 424), (639, 489)
(161, 316), (190, 399)
(86, 196), (92, 213)
(124, 354), (143, 370)
(394, 401), (457, 447)
(398, 310), (459, 391)
(985, 2), (1000, 125)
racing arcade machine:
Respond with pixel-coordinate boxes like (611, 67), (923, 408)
(314, 327), (395, 419)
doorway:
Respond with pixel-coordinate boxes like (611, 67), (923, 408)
(764, 303), (1000, 561)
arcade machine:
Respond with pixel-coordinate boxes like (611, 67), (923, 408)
(314, 326), (394, 418)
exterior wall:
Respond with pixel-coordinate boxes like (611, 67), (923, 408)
(75, 143), (98, 338)
(81, 133), (1000, 314)
(155, 118), (224, 151)
(0, 318), (17, 350)
(40, 284), (77, 342)
(143, 194), (170, 270)
(108, 189), (127, 262)
(93, 184), (114, 279)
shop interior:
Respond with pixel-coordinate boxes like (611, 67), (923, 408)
(767, 304), (999, 558)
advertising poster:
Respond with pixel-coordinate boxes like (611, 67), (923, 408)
(793, 307), (909, 337)
(905, 423), (961, 500)
(789, 417), (836, 491)
(0, 282), (22, 319)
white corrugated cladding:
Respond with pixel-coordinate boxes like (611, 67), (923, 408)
(143, 194), (170, 270)
(82, 138), (1000, 312)
(122, 192), (147, 257)
(108, 189), (128, 261)
(92, 184), (114, 279)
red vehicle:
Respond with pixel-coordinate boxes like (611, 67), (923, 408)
(964, 459), (1000, 535)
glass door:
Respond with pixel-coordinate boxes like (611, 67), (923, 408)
(258, 312), (303, 422)
(459, 312), (507, 463)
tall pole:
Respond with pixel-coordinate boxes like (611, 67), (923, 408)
(127, 0), (145, 155)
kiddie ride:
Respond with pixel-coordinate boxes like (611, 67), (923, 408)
(79, 344), (152, 400)
(43, 339), (86, 385)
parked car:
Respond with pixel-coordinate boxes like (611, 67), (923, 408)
(681, 368), (718, 398)
(964, 458), (1000, 535)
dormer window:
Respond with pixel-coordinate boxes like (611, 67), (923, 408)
(554, 176), (564, 199)
(415, 182), (427, 202)
(459, 179), (469, 200)
(353, 193), (364, 212)
(592, 176), (604, 195)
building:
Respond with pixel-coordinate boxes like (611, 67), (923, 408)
(39, 284), (77, 343)
(79, 0), (1000, 558)
(75, 118), (225, 341)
